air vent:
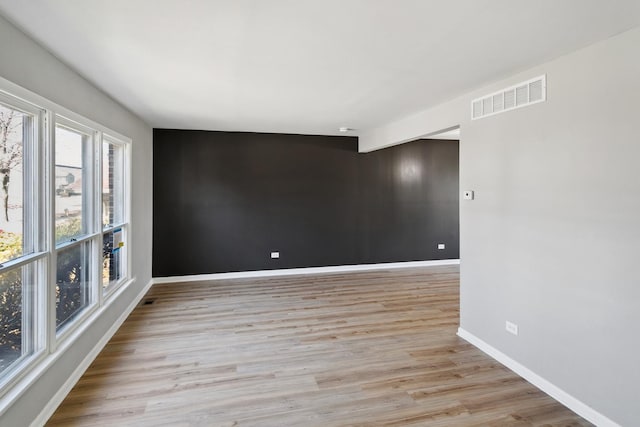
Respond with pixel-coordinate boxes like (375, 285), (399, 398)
(471, 75), (546, 120)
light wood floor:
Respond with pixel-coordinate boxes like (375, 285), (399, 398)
(47, 266), (591, 426)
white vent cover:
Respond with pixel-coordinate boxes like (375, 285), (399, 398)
(471, 75), (546, 120)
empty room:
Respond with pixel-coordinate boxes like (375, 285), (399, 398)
(0, 1), (639, 426)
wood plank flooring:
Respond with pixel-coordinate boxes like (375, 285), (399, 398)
(47, 266), (592, 426)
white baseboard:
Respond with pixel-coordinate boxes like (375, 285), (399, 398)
(457, 328), (619, 427)
(29, 278), (154, 427)
(152, 259), (460, 284)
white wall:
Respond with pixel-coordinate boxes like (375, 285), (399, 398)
(361, 27), (640, 426)
(0, 14), (153, 427)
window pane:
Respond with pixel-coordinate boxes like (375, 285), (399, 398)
(102, 229), (124, 291)
(0, 103), (29, 264)
(55, 126), (89, 245)
(102, 141), (124, 227)
(56, 242), (92, 331)
(0, 264), (37, 377)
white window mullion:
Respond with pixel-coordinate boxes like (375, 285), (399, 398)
(31, 108), (45, 359)
(46, 111), (57, 353)
(125, 142), (132, 284)
(95, 132), (104, 308)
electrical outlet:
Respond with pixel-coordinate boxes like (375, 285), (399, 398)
(437, 243), (445, 250)
(463, 190), (474, 200)
(506, 321), (519, 336)
(270, 252), (280, 259)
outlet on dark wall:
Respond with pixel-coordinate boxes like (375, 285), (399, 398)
(153, 129), (458, 277)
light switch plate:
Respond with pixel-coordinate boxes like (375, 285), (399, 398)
(463, 190), (474, 200)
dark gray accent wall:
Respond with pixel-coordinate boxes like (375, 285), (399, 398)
(153, 129), (458, 277)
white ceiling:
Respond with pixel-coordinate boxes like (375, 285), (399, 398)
(0, 1), (639, 136)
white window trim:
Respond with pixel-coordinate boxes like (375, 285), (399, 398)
(52, 115), (100, 346)
(0, 74), (132, 404)
(100, 133), (131, 300)
(0, 90), (48, 396)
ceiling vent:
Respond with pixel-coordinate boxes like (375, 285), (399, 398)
(471, 75), (546, 120)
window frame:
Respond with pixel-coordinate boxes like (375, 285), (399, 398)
(51, 115), (100, 343)
(0, 91), (48, 393)
(100, 134), (130, 299)
(0, 92), (44, 262)
(52, 117), (97, 245)
(0, 75), (132, 400)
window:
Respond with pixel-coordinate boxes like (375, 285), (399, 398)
(54, 120), (96, 334)
(101, 137), (127, 293)
(0, 95), (44, 382)
(0, 81), (130, 391)
(55, 241), (92, 330)
(102, 229), (123, 290)
(0, 103), (31, 262)
(54, 124), (91, 244)
(102, 139), (124, 228)
(0, 264), (40, 376)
